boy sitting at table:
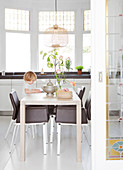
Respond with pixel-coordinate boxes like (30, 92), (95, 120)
(23, 71), (41, 95)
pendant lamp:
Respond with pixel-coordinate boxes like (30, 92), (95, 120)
(44, 0), (68, 48)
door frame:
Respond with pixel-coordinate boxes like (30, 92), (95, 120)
(91, 0), (123, 169)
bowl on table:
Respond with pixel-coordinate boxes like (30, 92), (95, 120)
(42, 80), (57, 96)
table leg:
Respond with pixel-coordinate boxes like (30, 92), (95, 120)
(76, 102), (82, 162)
(20, 101), (25, 161)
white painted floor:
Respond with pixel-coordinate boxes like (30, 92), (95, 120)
(0, 116), (91, 170)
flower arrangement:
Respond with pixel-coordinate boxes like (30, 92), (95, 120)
(40, 48), (75, 90)
(40, 48), (64, 72)
(65, 57), (72, 72)
(69, 81), (76, 87)
(40, 49), (65, 89)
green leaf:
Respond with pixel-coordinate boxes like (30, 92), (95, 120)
(47, 63), (50, 68)
(47, 57), (50, 62)
(50, 63), (53, 68)
(47, 62), (53, 68)
(55, 52), (58, 55)
(44, 53), (47, 57)
(76, 65), (84, 70)
(40, 51), (43, 55)
(53, 55), (56, 59)
(42, 53), (47, 60)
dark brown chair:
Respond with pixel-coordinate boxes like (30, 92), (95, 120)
(76, 86), (85, 107)
(49, 87), (86, 143)
(56, 106), (88, 124)
(5, 91), (19, 139)
(56, 89), (91, 155)
(7, 91), (49, 154)
(85, 95), (91, 121)
(56, 87), (87, 124)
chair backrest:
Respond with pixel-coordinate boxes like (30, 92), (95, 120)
(9, 91), (20, 120)
(77, 86), (85, 107)
(85, 91), (91, 120)
(87, 99), (91, 120)
(81, 86), (85, 107)
(77, 88), (82, 99)
(85, 91), (91, 109)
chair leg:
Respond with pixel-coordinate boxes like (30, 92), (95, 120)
(9, 124), (17, 153)
(81, 127), (84, 143)
(88, 121), (91, 135)
(87, 123), (91, 147)
(25, 125), (28, 133)
(50, 115), (55, 143)
(27, 125), (32, 136)
(31, 125), (35, 139)
(57, 123), (61, 155)
(83, 125), (91, 148)
(43, 123), (47, 155)
(14, 125), (19, 145)
(34, 125), (37, 134)
(5, 120), (14, 139)
(45, 123), (48, 144)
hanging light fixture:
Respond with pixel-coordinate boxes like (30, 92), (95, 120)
(44, 0), (68, 48)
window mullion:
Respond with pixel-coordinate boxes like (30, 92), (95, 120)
(30, 9), (39, 71)
(0, 6), (6, 71)
(75, 9), (83, 67)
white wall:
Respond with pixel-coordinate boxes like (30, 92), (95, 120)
(0, 0), (90, 71)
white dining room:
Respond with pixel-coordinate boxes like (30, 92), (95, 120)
(1, 0), (123, 170)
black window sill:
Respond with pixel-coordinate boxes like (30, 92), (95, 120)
(0, 72), (91, 79)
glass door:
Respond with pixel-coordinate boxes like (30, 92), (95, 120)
(106, 0), (123, 161)
(91, 0), (123, 169)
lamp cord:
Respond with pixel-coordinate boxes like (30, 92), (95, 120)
(55, 0), (57, 12)
(55, 0), (57, 25)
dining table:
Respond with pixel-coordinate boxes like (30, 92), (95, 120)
(20, 89), (82, 162)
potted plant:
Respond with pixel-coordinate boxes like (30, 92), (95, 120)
(76, 65), (84, 75)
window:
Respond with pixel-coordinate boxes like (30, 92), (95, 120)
(39, 11), (75, 72)
(39, 34), (75, 72)
(83, 10), (91, 70)
(83, 34), (91, 70)
(5, 8), (30, 31)
(39, 11), (75, 32)
(5, 8), (30, 71)
(6, 33), (30, 72)
(83, 10), (91, 31)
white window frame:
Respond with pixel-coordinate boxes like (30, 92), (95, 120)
(0, 2), (90, 73)
(38, 10), (75, 71)
(4, 7), (32, 72)
(82, 9), (91, 70)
